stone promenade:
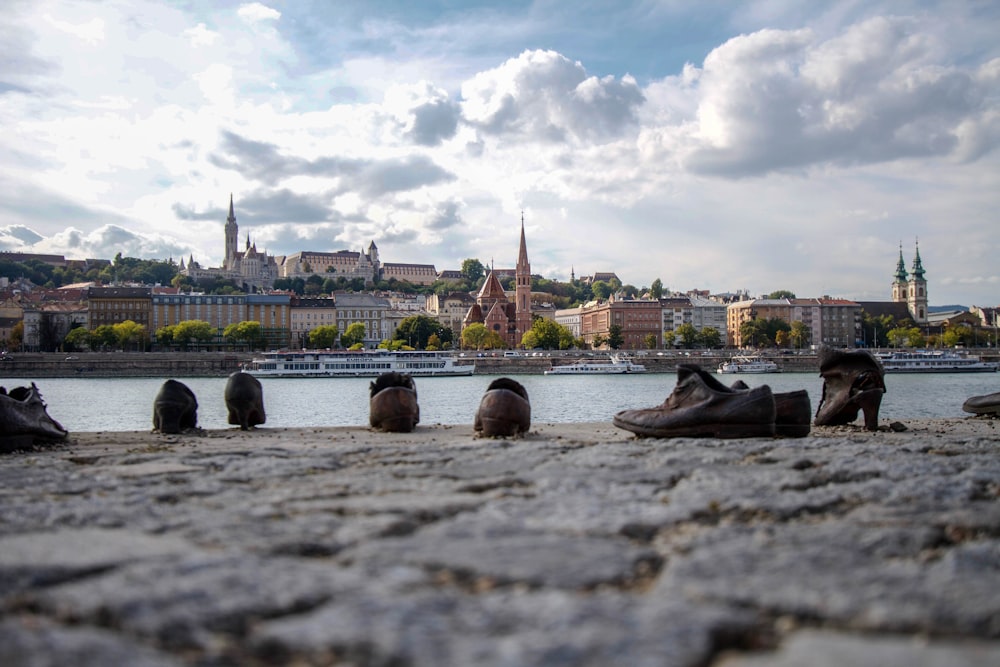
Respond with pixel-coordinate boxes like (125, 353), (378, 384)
(1, 418), (999, 666)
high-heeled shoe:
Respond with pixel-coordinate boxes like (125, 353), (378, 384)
(813, 347), (886, 431)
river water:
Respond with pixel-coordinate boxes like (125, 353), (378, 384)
(3, 371), (998, 433)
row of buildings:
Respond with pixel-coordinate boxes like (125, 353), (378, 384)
(2, 202), (996, 351)
(180, 196), (444, 291)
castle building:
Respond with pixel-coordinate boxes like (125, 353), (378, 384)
(462, 215), (533, 348)
(892, 242), (928, 323)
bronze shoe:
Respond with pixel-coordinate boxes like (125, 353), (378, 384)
(369, 372), (419, 432)
(474, 377), (531, 437)
(0, 383), (68, 451)
(613, 364), (776, 438)
(152, 379), (198, 434)
(814, 347), (886, 431)
(732, 380), (812, 437)
(962, 391), (1000, 416)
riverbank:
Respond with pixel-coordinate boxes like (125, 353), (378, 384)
(2, 350), (823, 378)
(2, 419), (998, 666)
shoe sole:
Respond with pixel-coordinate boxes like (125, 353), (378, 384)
(477, 417), (526, 437)
(612, 417), (775, 439)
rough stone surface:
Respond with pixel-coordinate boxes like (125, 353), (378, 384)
(0, 417), (998, 666)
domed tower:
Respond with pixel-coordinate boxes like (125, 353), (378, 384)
(891, 243), (908, 304)
(908, 240), (928, 323)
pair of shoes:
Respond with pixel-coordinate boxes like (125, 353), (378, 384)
(369, 372), (420, 432)
(475, 378), (531, 437)
(0, 383), (68, 450)
(814, 347), (885, 431)
(613, 364), (800, 438)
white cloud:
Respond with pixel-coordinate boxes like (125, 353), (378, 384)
(1, 2), (998, 306)
(237, 3), (281, 24)
(183, 23), (218, 47)
(43, 14), (105, 44)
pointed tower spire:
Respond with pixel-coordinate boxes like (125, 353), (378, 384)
(514, 211), (532, 345)
(228, 193), (235, 223)
(894, 242), (908, 282)
(911, 239), (925, 280)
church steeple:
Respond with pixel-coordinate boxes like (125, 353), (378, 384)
(224, 194), (239, 271)
(894, 243), (908, 283)
(514, 211), (532, 344)
(911, 240), (925, 280)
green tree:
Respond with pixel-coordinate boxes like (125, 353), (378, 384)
(789, 321), (811, 349)
(644, 333), (658, 349)
(155, 325), (174, 348)
(591, 281), (611, 300)
(341, 322), (367, 348)
(662, 331), (676, 348)
(592, 333), (607, 349)
(674, 323), (700, 348)
(522, 318), (573, 350)
(461, 323), (488, 350)
(482, 330), (506, 350)
(887, 326), (911, 348)
(461, 258), (485, 284)
(700, 326), (722, 349)
(775, 330), (790, 348)
(113, 320), (147, 351)
(379, 338), (406, 351)
(308, 324), (340, 349)
(174, 320), (215, 349)
(906, 326), (926, 348)
(224, 321), (264, 350)
(739, 318), (770, 348)
(91, 324), (118, 351)
(765, 290), (797, 299)
(64, 327), (92, 352)
(426, 333), (442, 351)
(607, 324), (624, 350)
(650, 278), (663, 299)
(394, 315), (446, 350)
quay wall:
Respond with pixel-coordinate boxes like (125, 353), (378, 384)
(5, 350), (997, 379)
(1, 351), (820, 378)
(0, 352), (243, 378)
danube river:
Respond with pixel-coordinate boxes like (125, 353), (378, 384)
(3, 372), (998, 433)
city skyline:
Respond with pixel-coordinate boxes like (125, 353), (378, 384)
(1, 1), (998, 307)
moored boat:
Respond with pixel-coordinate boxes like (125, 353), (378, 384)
(875, 350), (998, 373)
(717, 355), (780, 374)
(544, 354), (646, 375)
(244, 350), (475, 378)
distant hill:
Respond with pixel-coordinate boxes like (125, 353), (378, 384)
(929, 304), (968, 313)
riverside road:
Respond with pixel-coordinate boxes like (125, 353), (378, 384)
(1, 418), (999, 666)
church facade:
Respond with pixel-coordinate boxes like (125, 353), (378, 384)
(462, 216), (533, 348)
(892, 242), (928, 323)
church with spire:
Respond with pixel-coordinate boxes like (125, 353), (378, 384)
(462, 214), (534, 348)
(180, 195), (279, 292)
(892, 241), (928, 323)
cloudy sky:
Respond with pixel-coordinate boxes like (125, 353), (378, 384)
(1, 1), (998, 306)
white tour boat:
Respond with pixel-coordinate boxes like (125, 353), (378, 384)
(244, 350), (475, 378)
(717, 355), (780, 374)
(875, 350), (998, 373)
(544, 354), (647, 375)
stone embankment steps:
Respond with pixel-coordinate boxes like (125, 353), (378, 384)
(1, 419), (998, 666)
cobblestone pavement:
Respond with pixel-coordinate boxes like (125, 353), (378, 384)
(1, 418), (999, 666)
